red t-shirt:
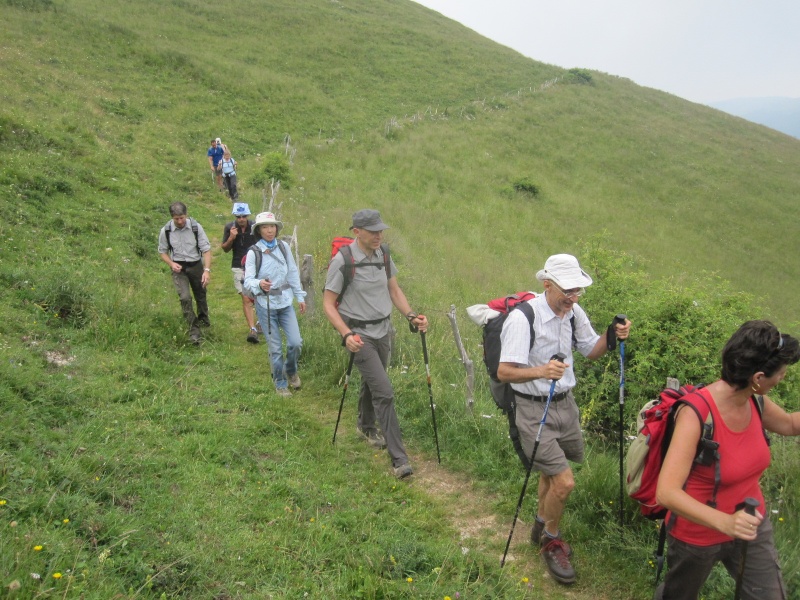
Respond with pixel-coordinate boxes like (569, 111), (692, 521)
(669, 389), (770, 546)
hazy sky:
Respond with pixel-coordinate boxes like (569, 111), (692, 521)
(412, 0), (800, 105)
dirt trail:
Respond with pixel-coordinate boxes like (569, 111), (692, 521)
(409, 454), (604, 599)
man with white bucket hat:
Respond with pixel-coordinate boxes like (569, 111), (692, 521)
(497, 254), (631, 584)
(243, 212), (306, 397)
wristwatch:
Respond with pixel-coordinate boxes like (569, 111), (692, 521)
(204, 268), (211, 272)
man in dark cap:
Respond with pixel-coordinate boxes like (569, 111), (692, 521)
(323, 209), (428, 479)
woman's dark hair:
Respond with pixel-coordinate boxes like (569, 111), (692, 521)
(721, 320), (800, 389)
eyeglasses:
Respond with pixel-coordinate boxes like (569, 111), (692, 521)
(550, 281), (585, 299)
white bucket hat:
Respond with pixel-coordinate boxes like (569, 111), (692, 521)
(252, 211), (283, 235)
(536, 254), (593, 289)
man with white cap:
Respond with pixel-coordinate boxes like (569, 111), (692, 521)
(322, 209), (428, 480)
(497, 253), (630, 584)
(243, 212), (306, 397)
(221, 202), (259, 344)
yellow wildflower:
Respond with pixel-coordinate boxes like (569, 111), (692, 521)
(407, 577), (413, 583)
(53, 573), (62, 579)
(34, 545), (43, 552)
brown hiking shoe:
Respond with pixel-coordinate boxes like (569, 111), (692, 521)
(533, 524), (573, 557)
(541, 537), (576, 584)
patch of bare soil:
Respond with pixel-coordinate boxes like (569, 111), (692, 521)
(408, 453), (605, 600)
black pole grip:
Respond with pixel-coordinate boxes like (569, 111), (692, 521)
(607, 314), (627, 351)
(743, 497), (760, 515)
(551, 352), (567, 362)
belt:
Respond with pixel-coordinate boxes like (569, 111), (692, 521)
(515, 391), (570, 403)
(346, 315), (391, 328)
(268, 283), (291, 296)
(174, 260), (200, 267)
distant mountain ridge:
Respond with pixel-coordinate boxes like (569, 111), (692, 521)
(710, 96), (800, 138)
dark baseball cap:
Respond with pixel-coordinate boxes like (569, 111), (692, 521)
(350, 209), (389, 231)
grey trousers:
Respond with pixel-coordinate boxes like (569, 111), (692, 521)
(354, 333), (409, 468)
(171, 262), (208, 338)
(656, 517), (786, 600)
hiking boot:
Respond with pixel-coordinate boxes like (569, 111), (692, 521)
(247, 329), (259, 344)
(532, 525), (573, 557)
(198, 318), (211, 328)
(288, 373), (302, 389)
(393, 463), (413, 479)
(189, 333), (202, 346)
(541, 537), (576, 585)
(358, 428), (387, 449)
(276, 387), (292, 398)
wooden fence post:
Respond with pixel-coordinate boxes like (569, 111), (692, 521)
(301, 254), (314, 315)
(447, 304), (475, 411)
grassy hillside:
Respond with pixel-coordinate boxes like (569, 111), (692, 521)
(2, 0), (800, 598)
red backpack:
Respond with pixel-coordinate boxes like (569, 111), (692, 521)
(626, 384), (767, 583)
(625, 385), (717, 520)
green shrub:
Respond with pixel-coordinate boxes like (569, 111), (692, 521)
(251, 151), (293, 189)
(566, 68), (594, 85)
(574, 239), (766, 437)
(511, 176), (540, 197)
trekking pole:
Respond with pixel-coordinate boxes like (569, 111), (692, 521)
(501, 352), (567, 568)
(420, 331), (441, 464)
(734, 497), (760, 600)
(332, 351), (356, 444)
(613, 313), (628, 531)
(266, 288), (272, 336)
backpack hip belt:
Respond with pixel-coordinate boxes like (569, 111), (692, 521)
(267, 283), (291, 296)
(515, 390), (569, 402)
(345, 315), (391, 328)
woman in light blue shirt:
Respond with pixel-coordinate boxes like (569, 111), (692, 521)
(243, 212), (306, 396)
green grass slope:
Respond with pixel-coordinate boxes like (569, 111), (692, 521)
(2, 0), (800, 598)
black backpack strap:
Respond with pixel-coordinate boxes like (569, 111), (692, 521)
(336, 244), (355, 304)
(505, 301), (536, 468)
(570, 315), (577, 350)
(164, 222), (173, 253)
(380, 242), (391, 282)
(752, 394), (770, 446)
(244, 244), (262, 277)
(277, 240), (289, 263)
(336, 243), (391, 304)
(189, 218), (200, 254)
(516, 301), (535, 350)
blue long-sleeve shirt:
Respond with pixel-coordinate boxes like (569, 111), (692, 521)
(243, 239), (306, 309)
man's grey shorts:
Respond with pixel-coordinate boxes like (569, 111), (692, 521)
(231, 267), (254, 298)
(514, 390), (584, 476)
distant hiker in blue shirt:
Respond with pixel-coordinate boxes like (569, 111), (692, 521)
(207, 137), (225, 191)
(243, 212), (306, 397)
(157, 201), (212, 346)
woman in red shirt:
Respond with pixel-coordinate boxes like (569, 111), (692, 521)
(656, 320), (800, 600)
